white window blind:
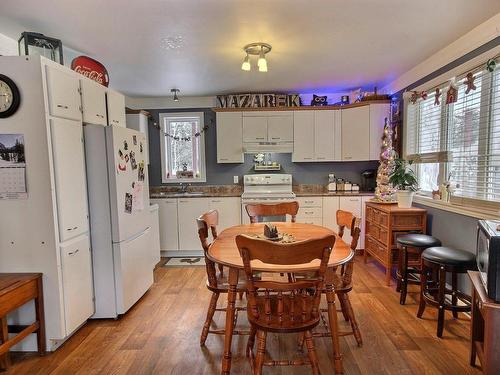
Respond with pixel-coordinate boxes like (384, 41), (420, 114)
(405, 58), (500, 204)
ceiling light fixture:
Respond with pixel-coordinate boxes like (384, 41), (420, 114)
(241, 42), (271, 72)
(171, 88), (180, 101)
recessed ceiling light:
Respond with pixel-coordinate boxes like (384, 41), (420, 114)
(161, 36), (184, 50)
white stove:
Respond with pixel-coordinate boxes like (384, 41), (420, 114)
(241, 174), (296, 224)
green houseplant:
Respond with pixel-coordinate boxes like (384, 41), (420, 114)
(389, 159), (418, 208)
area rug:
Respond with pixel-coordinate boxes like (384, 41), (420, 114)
(163, 257), (206, 267)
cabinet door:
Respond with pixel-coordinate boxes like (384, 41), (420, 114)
(208, 197), (241, 232)
(154, 199), (179, 251)
(322, 197), (340, 231)
(45, 66), (82, 121)
(292, 111), (315, 162)
(339, 197), (362, 249)
(216, 112), (244, 163)
(81, 78), (107, 126)
(314, 110), (335, 161)
(242, 116), (268, 142)
(60, 234), (94, 335)
(369, 104), (390, 160)
(50, 118), (88, 242)
(149, 207), (161, 267)
(107, 89), (126, 127)
(178, 198), (209, 251)
(267, 112), (293, 142)
(341, 106), (370, 161)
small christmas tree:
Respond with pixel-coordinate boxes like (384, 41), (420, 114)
(374, 118), (397, 202)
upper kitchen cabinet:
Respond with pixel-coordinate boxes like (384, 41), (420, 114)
(80, 78), (107, 126)
(293, 109), (340, 162)
(126, 109), (150, 164)
(267, 112), (294, 142)
(106, 88), (126, 127)
(216, 112), (244, 163)
(242, 115), (267, 142)
(45, 65), (82, 121)
(341, 105), (370, 161)
(369, 103), (391, 160)
(242, 111), (293, 151)
(341, 103), (390, 161)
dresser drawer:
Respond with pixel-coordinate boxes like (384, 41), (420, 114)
(366, 206), (374, 222)
(392, 214), (425, 229)
(298, 206), (322, 218)
(297, 197), (322, 207)
(372, 209), (389, 227)
(365, 236), (388, 262)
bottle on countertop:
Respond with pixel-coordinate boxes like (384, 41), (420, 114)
(352, 183), (360, 192)
(336, 178), (345, 191)
(344, 181), (352, 191)
(328, 173), (336, 191)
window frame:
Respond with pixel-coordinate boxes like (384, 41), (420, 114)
(159, 112), (207, 184)
(403, 53), (500, 207)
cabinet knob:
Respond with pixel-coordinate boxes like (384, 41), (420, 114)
(68, 249), (80, 256)
(57, 104), (69, 109)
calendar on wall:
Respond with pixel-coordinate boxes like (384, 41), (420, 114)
(0, 134), (27, 199)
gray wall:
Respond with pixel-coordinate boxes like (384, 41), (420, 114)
(146, 108), (378, 186)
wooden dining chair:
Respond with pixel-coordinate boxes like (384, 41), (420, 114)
(197, 210), (248, 346)
(236, 233), (335, 375)
(245, 201), (299, 223)
(313, 209), (363, 346)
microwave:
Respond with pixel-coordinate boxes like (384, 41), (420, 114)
(477, 220), (500, 301)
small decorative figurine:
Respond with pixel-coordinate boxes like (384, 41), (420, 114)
(446, 84), (458, 105)
(264, 224), (278, 239)
(310, 94), (328, 106)
(465, 72), (477, 94)
(434, 88), (441, 106)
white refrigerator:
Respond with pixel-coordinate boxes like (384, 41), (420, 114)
(84, 124), (153, 318)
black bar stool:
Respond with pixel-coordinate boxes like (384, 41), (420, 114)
(417, 246), (476, 337)
(396, 234), (441, 305)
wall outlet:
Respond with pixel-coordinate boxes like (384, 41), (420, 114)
(233, 176), (239, 184)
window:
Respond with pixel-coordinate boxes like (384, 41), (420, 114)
(159, 112), (206, 183)
(405, 58), (500, 205)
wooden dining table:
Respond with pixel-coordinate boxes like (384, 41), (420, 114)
(207, 222), (354, 375)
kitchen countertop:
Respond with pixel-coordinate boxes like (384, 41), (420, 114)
(149, 184), (374, 199)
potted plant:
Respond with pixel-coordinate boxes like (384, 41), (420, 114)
(389, 159), (418, 208)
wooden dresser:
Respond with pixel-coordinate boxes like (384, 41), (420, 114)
(364, 202), (427, 285)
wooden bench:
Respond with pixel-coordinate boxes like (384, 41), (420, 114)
(0, 273), (45, 369)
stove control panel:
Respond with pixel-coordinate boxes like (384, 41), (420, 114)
(243, 174), (292, 185)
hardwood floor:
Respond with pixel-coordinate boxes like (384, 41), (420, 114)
(4, 256), (480, 374)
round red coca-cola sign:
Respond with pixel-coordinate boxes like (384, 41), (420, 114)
(71, 56), (109, 87)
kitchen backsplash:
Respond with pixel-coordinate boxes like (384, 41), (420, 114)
(146, 108), (379, 186)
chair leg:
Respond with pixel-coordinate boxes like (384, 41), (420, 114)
(0, 317), (11, 370)
(254, 330), (267, 375)
(451, 271), (459, 319)
(399, 246), (408, 305)
(338, 293), (350, 322)
(247, 325), (257, 358)
(396, 246), (403, 293)
(417, 263), (427, 319)
(200, 292), (219, 346)
(297, 331), (305, 351)
(437, 266), (446, 338)
(305, 330), (321, 375)
(342, 293), (362, 347)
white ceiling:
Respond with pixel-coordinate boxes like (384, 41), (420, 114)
(0, 0), (499, 97)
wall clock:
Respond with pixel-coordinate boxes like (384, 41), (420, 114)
(0, 74), (21, 118)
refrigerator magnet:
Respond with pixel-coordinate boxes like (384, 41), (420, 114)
(118, 162), (126, 172)
(130, 151), (137, 170)
(124, 154), (129, 163)
(124, 193), (132, 214)
(133, 135), (137, 145)
(138, 161), (145, 181)
(118, 149), (124, 159)
(139, 142), (143, 153)
(124, 140), (128, 150)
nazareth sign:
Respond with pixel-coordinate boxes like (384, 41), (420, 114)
(216, 93), (301, 108)
(71, 56), (109, 87)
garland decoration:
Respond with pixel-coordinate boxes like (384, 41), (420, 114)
(464, 72), (477, 94)
(164, 124), (209, 142)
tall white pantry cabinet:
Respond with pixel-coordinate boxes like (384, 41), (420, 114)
(0, 56), (93, 351)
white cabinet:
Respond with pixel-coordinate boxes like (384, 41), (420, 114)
(341, 106), (370, 161)
(267, 112), (294, 142)
(339, 196), (362, 249)
(296, 196), (323, 225)
(293, 111), (315, 161)
(369, 103), (390, 160)
(45, 65), (82, 121)
(322, 197), (340, 231)
(106, 89), (126, 127)
(50, 118), (88, 242)
(293, 110), (340, 162)
(149, 204), (161, 267)
(208, 197), (241, 232)
(178, 198), (209, 251)
(80, 78), (107, 126)
(243, 116), (268, 142)
(216, 112), (244, 163)
(60, 234), (94, 335)
(152, 198), (179, 251)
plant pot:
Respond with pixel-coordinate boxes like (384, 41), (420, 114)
(396, 190), (415, 208)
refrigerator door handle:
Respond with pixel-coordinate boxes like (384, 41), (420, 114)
(123, 226), (151, 244)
